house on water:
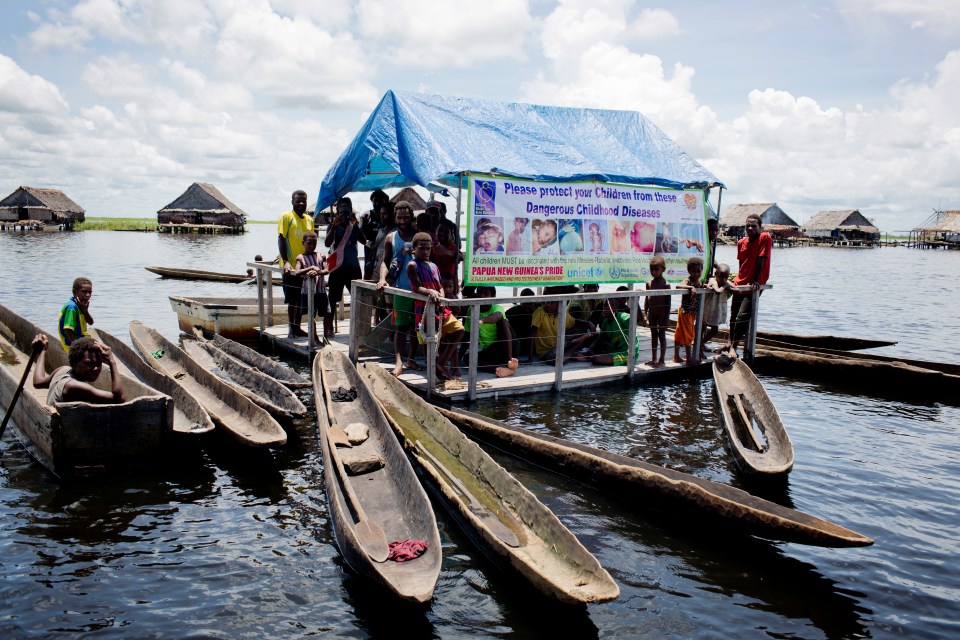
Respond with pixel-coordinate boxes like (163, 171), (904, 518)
(0, 186), (85, 229)
(909, 210), (960, 249)
(804, 210), (880, 246)
(719, 203), (800, 241)
(158, 183), (247, 234)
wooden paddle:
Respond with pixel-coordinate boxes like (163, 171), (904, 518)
(414, 441), (521, 548)
(0, 339), (43, 446)
(320, 363), (388, 562)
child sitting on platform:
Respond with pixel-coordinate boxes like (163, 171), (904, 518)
(294, 231), (330, 342)
(673, 256), (703, 365)
(644, 257), (670, 367)
(701, 263), (734, 358)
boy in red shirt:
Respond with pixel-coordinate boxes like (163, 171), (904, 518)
(723, 214), (771, 359)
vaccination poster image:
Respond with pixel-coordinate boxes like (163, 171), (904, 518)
(464, 174), (707, 285)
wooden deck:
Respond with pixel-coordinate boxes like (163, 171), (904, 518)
(259, 321), (715, 401)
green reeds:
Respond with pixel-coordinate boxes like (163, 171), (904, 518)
(73, 217), (158, 231)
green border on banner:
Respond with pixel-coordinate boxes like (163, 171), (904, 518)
(464, 173), (708, 286)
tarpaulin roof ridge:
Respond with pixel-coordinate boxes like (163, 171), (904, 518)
(315, 90), (723, 214)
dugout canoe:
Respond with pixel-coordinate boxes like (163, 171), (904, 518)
(180, 337), (307, 420)
(94, 328), (215, 435)
(0, 304), (172, 477)
(358, 362), (619, 605)
(713, 359), (794, 476)
(672, 319), (896, 352)
(752, 346), (960, 399)
(314, 350), (441, 603)
(194, 329), (309, 388)
(168, 295), (288, 341)
(146, 265), (282, 285)
(435, 405), (871, 547)
(129, 322), (286, 447)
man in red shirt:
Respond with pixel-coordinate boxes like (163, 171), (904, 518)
(723, 214), (771, 359)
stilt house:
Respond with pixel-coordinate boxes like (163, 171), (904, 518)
(0, 186), (85, 226)
(909, 210), (960, 248)
(719, 203), (800, 239)
(158, 183), (247, 229)
(390, 187), (428, 212)
(804, 210), (879, 242)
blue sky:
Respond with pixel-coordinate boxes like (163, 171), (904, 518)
(1, 1), (958, 231)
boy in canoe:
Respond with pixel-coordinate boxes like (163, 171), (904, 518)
(294, 231), (331, 342)
(31, 334), (124, 404)
(58, 277), (94, 351)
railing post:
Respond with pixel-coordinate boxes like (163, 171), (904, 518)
(307, 280), (315, 354)
(467, 303), (480, 401)
(256, 266), (265, 336)
(745, 289), (760, 362)
(266, 270), (275, 328)
(554, 299), (567, 393)
(349, 281), (360, 362)
(693, 289), (705, 363)
(424, 299), (437, 397)
(626, 294), (638, 381)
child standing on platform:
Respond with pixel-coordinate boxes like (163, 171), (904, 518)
(294, 231), (330, 342)
(673, 257), (703, 365)
(407, 232), (464, 381)
(701, 263), (734, 358)
(643, 257), (670, 367)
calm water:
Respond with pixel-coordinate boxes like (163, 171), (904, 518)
(1, 226), (958, 639)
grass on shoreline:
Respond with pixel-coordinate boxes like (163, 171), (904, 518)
(74, 217), (278, 231)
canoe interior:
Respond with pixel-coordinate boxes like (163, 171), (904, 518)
(207, 332), (309, 387)
(129, 321), (286, 447)
(437, 405), (873, 547)
(358, 362), (620, 605)
(0, 304), (172, 477)
(94, 328), (215, 435)
(168, 295), (288, 341)
(314, 350), (441, 603)
(713, 360), (794, 475)
(180, 338), (306, 419)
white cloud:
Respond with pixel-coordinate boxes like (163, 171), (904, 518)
(215, 3), (377, 108)
(356, 0), (532, 68)
(0, 54), (70, 115)
(836, 0), (960, 34)
(541, 2), (679, 62)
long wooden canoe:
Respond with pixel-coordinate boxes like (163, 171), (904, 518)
(713, 359), (794, 475)
(753, 345), (960, 399)
(436, 405), (871, 547)
(94, 328), (215, 435)
(758, 342), (960, 376)
(129, 322), (286, 447)
(670, 318), (896, 351)
(146, 265), (281, 285)
(0, 304), (172, 477)
(180, 338), (307, 420)
(195, 330), (309, 388)
(314, 351), (441, 602)
(358, 362), (619, 605)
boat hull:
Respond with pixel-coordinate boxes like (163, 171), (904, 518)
(129, 322), (286, 447)
(0, 304), (172, 477)
(168, 296), (287, 341)
(358, 362), (619, 605)
(713, 359), (794, 476)
(314, 351), (441, 603)
(438, 406), (871, 547)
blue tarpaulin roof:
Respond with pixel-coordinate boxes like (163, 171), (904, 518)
(315, 90), (723, 215)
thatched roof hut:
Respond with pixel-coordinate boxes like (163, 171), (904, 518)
(158, 183), (247, 228)
(720, 203), (800, 239)
(390, 187), (428, 212)
(804, 210), (879, 240)
(911, 210), (960, 245)
(0, 186), (85, 225)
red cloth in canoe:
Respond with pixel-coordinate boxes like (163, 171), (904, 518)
(387, 539), (428, 562)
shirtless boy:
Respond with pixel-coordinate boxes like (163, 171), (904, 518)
(673, 257), (703, 365)
(506, 217), (529, 254)
(643, 256), (670, 367)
